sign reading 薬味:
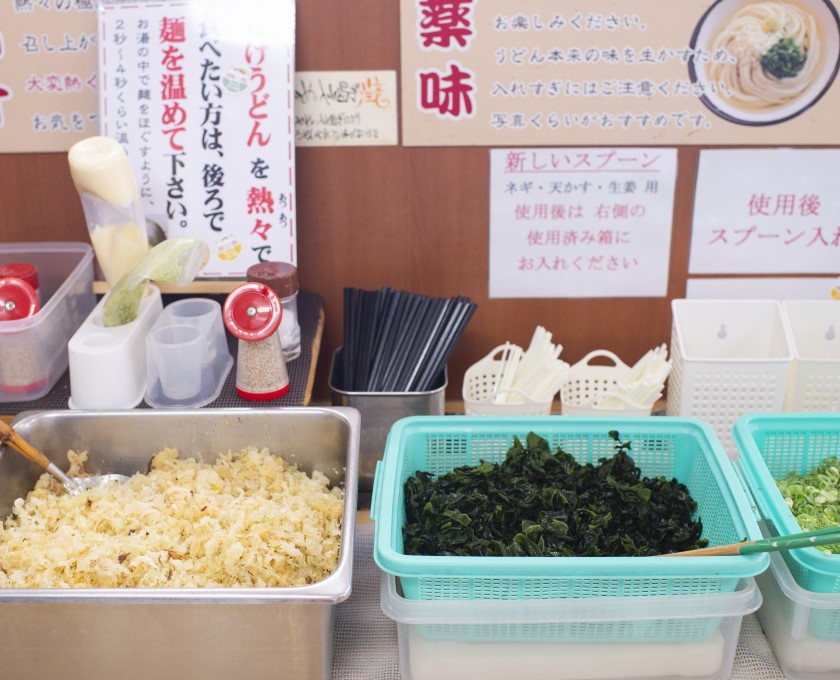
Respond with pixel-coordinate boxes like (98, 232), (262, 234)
(489, 147), (677, 298)
(690, 149), (840, 275)
(401, 0), (840, 146)
(98, 0), (296, 277)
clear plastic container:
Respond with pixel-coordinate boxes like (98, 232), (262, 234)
(381, 573), (761, 680)
(0, 242), (96, 402)
(246, 262), (301, 361)
(756, 550), (840, 679)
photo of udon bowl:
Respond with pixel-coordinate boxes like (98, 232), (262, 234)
(689, 0), (840, 125)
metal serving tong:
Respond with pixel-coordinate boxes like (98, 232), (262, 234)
(0, 419), (129, 496)
(662, 525), (840, 557)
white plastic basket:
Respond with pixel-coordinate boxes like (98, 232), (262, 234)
(560, 350), (653, 416)
(782, 300), (840, 412)
(666, 299), (793, 458)
(462, 345), (561, 415)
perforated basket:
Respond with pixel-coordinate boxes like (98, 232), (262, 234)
(666, 299), (793, 458)
(371, 416), (767, 606)
(462, 345), (564, 416)
(734, 413), (840, 640)
(782, 300), (840, 412)
(560, 350), (653, 416)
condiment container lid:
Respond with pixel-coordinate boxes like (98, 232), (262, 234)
(0, 277), (41, 321)
(246, 261), (298, 298)
(223, 282), (282, 341)
(0, 263), (39, 291)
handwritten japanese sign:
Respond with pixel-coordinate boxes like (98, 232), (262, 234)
(294, 70), (398, 147)
(489, 147), (677, 298)
(0, 0), (97, 153)
(98, 0), (296, 277)
(400, 0), (840, 146)
(689, 150), (840, 275)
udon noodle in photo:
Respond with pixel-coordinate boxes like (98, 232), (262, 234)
(707, 1), (824, 111)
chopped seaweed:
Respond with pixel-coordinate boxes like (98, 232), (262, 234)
(403, 430), (709, 557)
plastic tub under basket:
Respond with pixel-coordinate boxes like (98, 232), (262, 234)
(666, 299), (793, 458)
(782, 300), (840, 412)
(381, 572), (760, 680)
(757, 549), (840, 677)
(371, 416), (768, 603)
(734, 414), (840, 607)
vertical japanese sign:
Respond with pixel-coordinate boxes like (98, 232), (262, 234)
(0, 0), (97, 153)
(690, 149), (840, 274)
(489, 147), (677, 298)
(98, 0), (296, 277)
(401, 0), (840, 146)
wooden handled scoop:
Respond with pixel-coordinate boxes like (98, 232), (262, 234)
(0, 419), (129, 496)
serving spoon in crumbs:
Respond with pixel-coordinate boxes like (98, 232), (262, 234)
(0, 420), (129, 496)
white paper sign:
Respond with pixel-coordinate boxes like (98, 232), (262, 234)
(690, 150), (840, 275)
(687, 277), (838, 300)
(98, 0), (296, 277)
(294, 70), (398, 147)
(489, 147), (677, 298)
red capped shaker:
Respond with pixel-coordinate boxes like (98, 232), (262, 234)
(223, 282), (290, 401)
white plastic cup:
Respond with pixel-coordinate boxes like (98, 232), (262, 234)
(163, 298), (226, 365)
(148, 324), (203, 400)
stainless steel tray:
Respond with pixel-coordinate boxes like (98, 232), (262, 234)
(0, 407), (360, 680)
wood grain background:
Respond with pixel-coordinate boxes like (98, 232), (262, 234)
(0, 1), (804, 403)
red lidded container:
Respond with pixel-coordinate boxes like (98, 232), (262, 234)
(223, 282), (290, 401)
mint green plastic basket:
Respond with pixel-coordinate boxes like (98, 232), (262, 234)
(371, 416), (768, 603)
(734, 413), (840, 640)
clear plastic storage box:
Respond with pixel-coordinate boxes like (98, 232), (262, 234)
(0, 242), (95, 402)
(666, 299), (793, 457)
(781, 300), (840, 412)
(381, 572), (761, 680)
(756, 549), (840, 679)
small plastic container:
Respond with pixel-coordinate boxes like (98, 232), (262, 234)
(666, 299), (793, 457)
(381, 572), (761, 680)
(246, 262), (301, 361)
(782, 299), (840, 412)
(0, 242), (96, 402)
(68, 285), (163, 409)
(223, 282), (289, 401)
(144, 298), (233, 409)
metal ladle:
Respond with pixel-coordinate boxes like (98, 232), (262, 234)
(0, 419), (129, 496)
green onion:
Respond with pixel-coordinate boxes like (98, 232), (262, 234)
(777, 456), (840, 556)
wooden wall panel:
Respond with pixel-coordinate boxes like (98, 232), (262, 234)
(0, 1), (725, 403)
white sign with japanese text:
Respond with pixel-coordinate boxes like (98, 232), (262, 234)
(489, 147), (677, 298)
(687, 277), (837, 300)
(294, 70), (398, 147)
(98, 0), (296, 277)
(689, 150), (840, 275)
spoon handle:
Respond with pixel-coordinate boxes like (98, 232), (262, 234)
(0, 420), (52, 471)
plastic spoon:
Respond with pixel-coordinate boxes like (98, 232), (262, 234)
(102, 236), (209, 327)
(0, 420), (129, 496)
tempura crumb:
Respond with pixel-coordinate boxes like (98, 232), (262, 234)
(0, 446), (344, 588)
